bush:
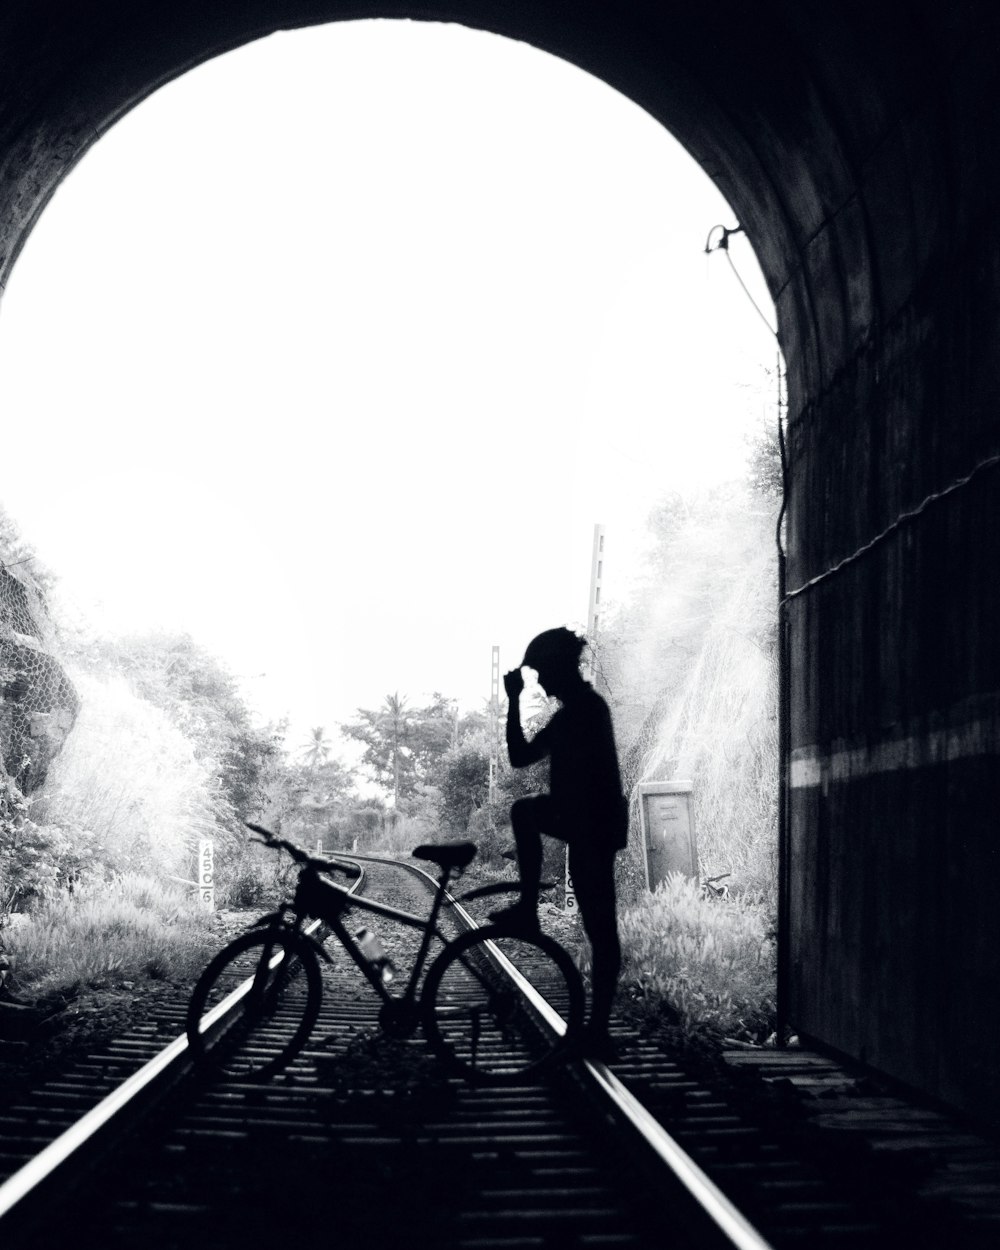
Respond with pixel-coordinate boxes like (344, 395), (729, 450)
(467, 802), (513, 869)
(346, 806), (388, 848)
(616, 872), (775, 1039)
(214, 838), (299, 909)
(5, 873), (213, 997)
(215, 859), (274, 909)
(437, 741), (489, 833)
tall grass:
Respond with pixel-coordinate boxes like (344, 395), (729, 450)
(618, 872), (775, 1039)
(5, 873), (212, 998)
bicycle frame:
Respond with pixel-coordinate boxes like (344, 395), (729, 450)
(281, 862), (464, 1009)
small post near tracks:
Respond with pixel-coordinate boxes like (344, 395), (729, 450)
(198, 839), (215, 911)
(164, 838), (215, 910)
(564, 858), (577, 915)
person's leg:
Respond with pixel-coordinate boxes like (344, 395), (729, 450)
(511, 796), (544, 906)
(489, 796), (553, 928)
(570, 845), (621, 1044)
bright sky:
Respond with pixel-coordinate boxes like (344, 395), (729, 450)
(0, 20), (776, 748)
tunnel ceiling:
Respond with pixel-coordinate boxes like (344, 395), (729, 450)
(0, 0), (992, 418)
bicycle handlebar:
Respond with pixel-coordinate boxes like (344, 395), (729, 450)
(244, 822), (361, 879)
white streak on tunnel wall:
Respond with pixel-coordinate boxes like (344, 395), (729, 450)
(790, 705), (1000, 787)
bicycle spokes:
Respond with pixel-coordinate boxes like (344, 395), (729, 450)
(187, 931), (322, 1080)
(424, 928), (584, 1083)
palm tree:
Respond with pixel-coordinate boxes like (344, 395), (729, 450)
(378, 693), (409, 809)
(301, 726), (332, 771)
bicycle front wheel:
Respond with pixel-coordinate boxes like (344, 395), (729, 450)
(423, 925), (584, 1084)
(186, 929), (322, 1080)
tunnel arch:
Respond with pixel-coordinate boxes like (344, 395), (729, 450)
(0, 1), (897, 411)
(2, 2), (1000, 1122)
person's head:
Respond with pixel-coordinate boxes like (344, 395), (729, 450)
(521, 627), (588, 698)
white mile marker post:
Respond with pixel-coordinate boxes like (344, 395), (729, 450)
(198, 839), (215, 912)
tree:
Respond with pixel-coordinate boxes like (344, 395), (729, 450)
(267, 755), (357, 844)
(435, 701), (551, 835)
(342, 691), (465, 808)
(746, 421), (784, 500)
(438, 736), (491, 833)
(408, 692), (459, 776)
(341, 693), (413, 805)
(300, 726), (333, 771)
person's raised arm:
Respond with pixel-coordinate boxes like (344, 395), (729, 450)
(504, 667), (548, 768)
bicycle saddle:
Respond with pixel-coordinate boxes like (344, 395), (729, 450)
(412, 841), (477, 870)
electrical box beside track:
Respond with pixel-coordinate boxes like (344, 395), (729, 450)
(637, 781), (696, 891)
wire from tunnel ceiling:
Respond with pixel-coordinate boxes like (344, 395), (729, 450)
(703, 225), (787, 554)
(781, 448), (1000, 605)
(704, 223), (778, 338)
(774, 353), (788, 563)
(704, 223), (788, 560)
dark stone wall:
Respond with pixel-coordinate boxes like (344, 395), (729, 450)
(781, 17), (1000, 1114)
(0, 1), (999, 1116)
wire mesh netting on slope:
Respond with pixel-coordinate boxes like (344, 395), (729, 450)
(0, 562), (79, 795)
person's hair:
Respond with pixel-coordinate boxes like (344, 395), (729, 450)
(522, 627), (587, 671)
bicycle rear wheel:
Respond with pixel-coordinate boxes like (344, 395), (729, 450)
(423, 925), (584, 1084)
(186, 929), (322, 1080)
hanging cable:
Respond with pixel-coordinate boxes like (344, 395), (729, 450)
(774, 354), (788, 562)
(704, 223), (778, 338)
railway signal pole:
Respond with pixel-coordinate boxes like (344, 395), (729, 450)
(585, 523), (605, 684)
(488, 644), (500, 804)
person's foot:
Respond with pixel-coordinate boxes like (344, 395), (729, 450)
(578, 1023), (619, 1063)
(487, 903), (540, 934)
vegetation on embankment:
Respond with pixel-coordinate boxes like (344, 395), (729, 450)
(4, 875), (212, 1000)
(616, 874), (775, 1042)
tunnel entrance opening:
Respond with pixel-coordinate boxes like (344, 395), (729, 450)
(0, 17), (783, 1047)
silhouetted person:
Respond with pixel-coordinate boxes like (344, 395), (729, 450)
(490, 627), (627, 1060)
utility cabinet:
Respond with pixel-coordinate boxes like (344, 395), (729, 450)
(637, 781), (696, 891)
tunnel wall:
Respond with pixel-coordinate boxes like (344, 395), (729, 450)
(1, 1), (999, 1119)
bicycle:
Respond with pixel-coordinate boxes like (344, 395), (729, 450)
(186, 823), (585, 1085)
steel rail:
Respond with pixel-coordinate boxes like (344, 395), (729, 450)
(0, 849), (775, 1250)
(0, 857), (366, 1228)
(358, 852), (775, 1250)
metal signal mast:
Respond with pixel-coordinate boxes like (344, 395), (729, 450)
(488, 644), (500, 804)
(585, 523), (605, 683)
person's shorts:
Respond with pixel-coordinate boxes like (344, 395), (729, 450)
(513, 794), (571, 842)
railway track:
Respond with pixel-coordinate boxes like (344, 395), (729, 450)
(3, 851), (984, 1248)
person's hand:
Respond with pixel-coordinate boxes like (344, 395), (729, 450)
(503, 667), (524, 698)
